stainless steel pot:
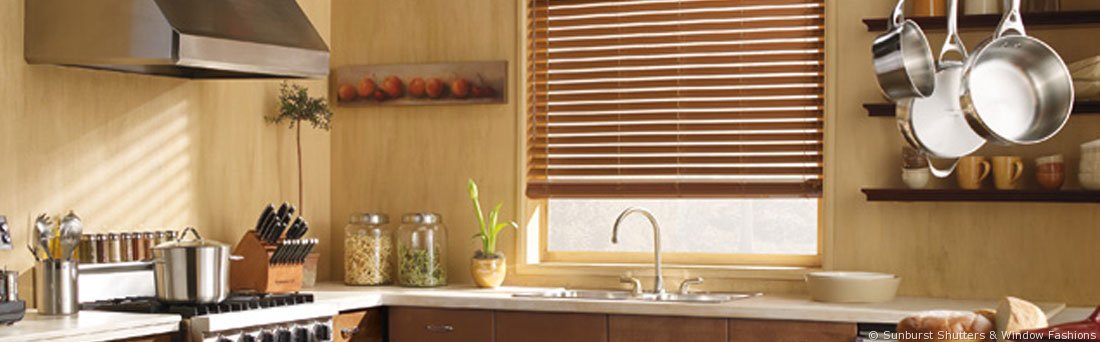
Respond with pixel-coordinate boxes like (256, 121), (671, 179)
(152, 227), (241, 304)
(960, 0), (1074, 145)
(897, 0), (984, 178)
(873, 0), (936, 100)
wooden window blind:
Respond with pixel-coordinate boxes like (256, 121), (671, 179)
(526, 0), (825, 198)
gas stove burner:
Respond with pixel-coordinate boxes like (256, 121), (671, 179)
(82, 293), (315, 318)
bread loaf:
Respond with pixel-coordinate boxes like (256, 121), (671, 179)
(897, 310), (995, 341)
(995, 297), (1048, 342)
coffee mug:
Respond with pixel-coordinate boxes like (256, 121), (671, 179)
(956, 156), (990, 190)
(992, 156), (1025, 190)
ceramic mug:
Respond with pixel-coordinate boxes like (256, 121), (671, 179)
(902, 168), (931, 189)
(992, 156), (1025, 190)
(956, 156), (991, 190)
(1035, 154), (1065, 190)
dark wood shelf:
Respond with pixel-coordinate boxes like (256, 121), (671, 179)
(863, 10), (1100, 32)
(864, 101), (1100, 117)
(862, 188), (1100, 203)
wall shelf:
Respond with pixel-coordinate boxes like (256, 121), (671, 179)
(863, 101), (1100, 117)
(862, 188), (1100, 203)
(863, 10), (1100, 32)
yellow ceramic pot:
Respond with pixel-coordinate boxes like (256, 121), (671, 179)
(470, 255), (507, 288)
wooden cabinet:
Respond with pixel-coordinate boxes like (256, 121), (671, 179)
(610, 315), (728, 342)
(728, 319), (857, 342)
(496, 311), (607, 342)
(334, 308), (386, 342)
(389, 307), (493, 342)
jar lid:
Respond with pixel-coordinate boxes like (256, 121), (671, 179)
(404, 212), (442, 225)
(351, 213), (388, 225)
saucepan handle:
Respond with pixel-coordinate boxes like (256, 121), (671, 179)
(938, 0), (968, 63)
(995, 0), (1026, 38)
(889, 0), (906, 30)
(927, 157), (959, 178)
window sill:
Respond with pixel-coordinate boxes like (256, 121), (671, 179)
(514, 261), (819, 281)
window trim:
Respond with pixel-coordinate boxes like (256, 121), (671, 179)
(512, 0), (839, 280)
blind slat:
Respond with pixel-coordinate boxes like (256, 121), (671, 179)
(527, 0), (825, 198)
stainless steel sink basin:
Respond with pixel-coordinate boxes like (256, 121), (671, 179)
(512, 289), (760, 304)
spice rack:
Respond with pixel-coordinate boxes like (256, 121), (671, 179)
(229, 231), (303, 294)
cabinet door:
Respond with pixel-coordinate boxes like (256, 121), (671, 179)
(496, 311), (607, 342)
(389, 307), (493, 342)
(334, 308), (385, 342)
(729, 319), (856, 342)
(610, 315), (727, 342)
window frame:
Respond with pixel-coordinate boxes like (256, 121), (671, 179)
(514, 0), (837, 279)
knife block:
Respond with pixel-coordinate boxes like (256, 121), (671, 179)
(229, 231), (303, 294)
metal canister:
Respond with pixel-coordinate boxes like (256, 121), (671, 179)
(95, 234), (109, 263)
(79, 234), (97, 264)
(119, 233), (134, 262)
(131, 232), (146, 261)
(107, 233), (122, 263)
(143, 232), (156, 260)
(35, 260), (78, 315)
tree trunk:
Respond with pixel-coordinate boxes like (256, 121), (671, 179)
(297, 123), (304, 216)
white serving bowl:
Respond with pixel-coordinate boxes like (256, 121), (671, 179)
(1081, 172), (1100, 190)
(806, 271), (900, 303)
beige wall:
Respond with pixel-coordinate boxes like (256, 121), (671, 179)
(0, 0), (332, 301)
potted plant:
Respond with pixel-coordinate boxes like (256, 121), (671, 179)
(267, 82), (333, 216)
(466, 178), (517, 288)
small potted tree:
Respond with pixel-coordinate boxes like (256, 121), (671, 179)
(466, 179), (517, 288)
(267, 82), (333, 216)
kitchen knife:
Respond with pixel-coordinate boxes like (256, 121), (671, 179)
(268, 221), (288, 244)
(269, 242), (284, 264)
(284, 206), (296, 226)
(285, 217), (303, 240)
(267, 202), (288, 232)
(301, 239), (318, 263)
(255, 204), (275, 238)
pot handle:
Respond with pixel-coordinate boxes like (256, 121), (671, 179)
(938, 0), (967, 64)
(178, 227), (203, 242)
(995, 0), (1026, 38)
(927, 157), (959, 178)
(888, 0), (906, 30)
(229, 255), (244, 261)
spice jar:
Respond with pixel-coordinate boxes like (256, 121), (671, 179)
(107, 233), (122, 263)
(79, 234), (97, 264)
(119, 233), (134, 262)
(131, 232), (147, 261)
(396, 213), (447, 287)
(345, 213), (394, 286)
(96, 234), (110, 263)
(143, 232), (156, 260)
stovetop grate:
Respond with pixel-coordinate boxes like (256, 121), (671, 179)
(81, 293), (314, 318)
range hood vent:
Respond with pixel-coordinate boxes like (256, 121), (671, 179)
(25, 0), (330, 79)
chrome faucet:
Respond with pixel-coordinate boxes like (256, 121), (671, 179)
(611, 207), (665, 295)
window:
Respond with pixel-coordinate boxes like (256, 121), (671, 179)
(525, 0), (825, 266)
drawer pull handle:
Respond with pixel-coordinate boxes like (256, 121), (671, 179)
(425, 324), (455, 333)
(340, 327), (360, 338)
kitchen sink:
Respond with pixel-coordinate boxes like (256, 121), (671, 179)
(512, 289), (760, 304)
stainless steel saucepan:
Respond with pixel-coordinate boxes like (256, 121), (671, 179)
(960, 0), (1074, 145)
(873, 0), (936, 100)
(897, 0), (984, 178)
(151, 227), (242, 304)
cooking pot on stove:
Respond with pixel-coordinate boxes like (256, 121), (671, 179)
(152, 227), (242, 304)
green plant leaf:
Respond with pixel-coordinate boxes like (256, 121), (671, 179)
(468, 178), (487, 241)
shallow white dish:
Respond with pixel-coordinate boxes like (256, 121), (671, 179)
(806, 271), (900, 303)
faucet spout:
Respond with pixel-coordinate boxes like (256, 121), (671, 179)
(611, 207), (665, 295)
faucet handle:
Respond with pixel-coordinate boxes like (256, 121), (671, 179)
(619, 274), (643, 296)
(678, 277), (704, 294)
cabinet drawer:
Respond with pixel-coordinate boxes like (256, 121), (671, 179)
(729, 319), (857, 342)
(610, 315), (727, 342)
(389, 307), (493, 342)
(496, 311), (607, 342)
(333, 308), (385, 342)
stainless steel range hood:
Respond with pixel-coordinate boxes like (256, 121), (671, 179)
(25, 0), (330, 79)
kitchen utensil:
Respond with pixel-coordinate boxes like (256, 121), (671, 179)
(264, 203), (289, 235)
(897, 0), (984, 177)
(911, 0), (945, 16)
(58, 211), (82, 261)
(964, 0), (1000, 14)
(151, 227), (242, 304)
(960, 0), (1074, 146)
(902, 168), (931, 189)
(35, 259), (78, 315)
(1, 270), (19, 302)
(806, 271), (900, 303)
(873, 0), (937, 101)
(956, 156), (991, 189)
(34, 214), (54, 261)
(1035, 154), (1065, 189)
(992, 156), (1025, 190)
(270, 241), (288, 264)
(254, 204), (275, 235)
(287, 218), (309, 240)
(0, 216), (11, 251)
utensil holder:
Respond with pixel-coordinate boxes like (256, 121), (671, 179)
(229, 231), (303, 294)
(35, 260), (78, 315)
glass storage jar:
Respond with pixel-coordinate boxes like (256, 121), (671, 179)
(396, 213), (447, 287)
(344, 213), (394, 286)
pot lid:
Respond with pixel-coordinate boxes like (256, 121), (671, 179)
(153, 227), (228, 249)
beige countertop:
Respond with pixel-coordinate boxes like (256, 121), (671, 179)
(0, 309), (180, 342)
(310, 282), (1068, 324)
